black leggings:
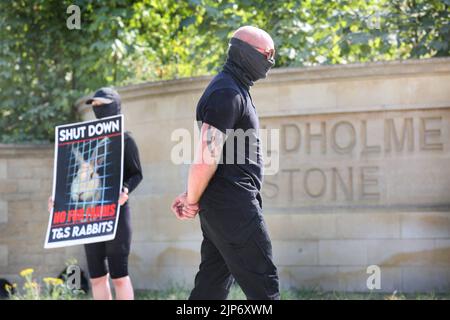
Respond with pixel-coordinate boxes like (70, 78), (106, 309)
(84, 205), (131, 279)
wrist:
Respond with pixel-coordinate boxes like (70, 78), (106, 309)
(186, 192), (197, 205)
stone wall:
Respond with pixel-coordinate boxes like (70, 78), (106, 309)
(1, 58), (449, 293)
(0, 145), (87, 285)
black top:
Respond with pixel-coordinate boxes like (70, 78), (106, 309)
(196, 70), (263, 242)
(122, 132), (143, 197)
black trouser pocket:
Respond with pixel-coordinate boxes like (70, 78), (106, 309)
(232, 220), (277, 275)
(228, 220), (280, 299)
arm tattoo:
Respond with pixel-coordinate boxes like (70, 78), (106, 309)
(205, 124), (224, 159)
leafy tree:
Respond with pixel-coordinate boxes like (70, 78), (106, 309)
(0, 0), (448, 143)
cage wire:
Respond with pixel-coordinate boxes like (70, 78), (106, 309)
(65, 137), (113, 222)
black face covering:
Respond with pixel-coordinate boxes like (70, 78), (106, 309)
(92, 101), (121, 119)
(223, 37), (275, 89)
(88, 87), (122, 119)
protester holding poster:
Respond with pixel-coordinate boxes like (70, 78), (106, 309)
(47, 87), (143, 300)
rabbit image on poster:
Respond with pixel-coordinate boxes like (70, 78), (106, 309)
(70, 138), (108, 204)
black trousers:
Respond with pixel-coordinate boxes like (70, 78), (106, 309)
(189, 218), (280, 300)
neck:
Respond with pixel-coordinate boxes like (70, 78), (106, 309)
(223, 60), (252, 91)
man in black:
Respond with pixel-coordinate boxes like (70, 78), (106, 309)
(171, 26), (280, 300)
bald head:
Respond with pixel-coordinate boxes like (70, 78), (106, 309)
(224, 26), (275, 85)
(232, 26), (274, 52)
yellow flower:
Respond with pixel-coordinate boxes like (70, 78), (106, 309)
(19, 268), (34, 277)
(43, 277), (64, 286)
(24, 281), (38, 289)
(4, 284), (12, 291)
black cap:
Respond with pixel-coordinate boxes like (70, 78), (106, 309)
(86, 87), (121, 106)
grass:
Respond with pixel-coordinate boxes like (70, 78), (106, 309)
(8, 266), (449, 300)
(133, 285), (450, 300)
(7, 286), (450, 300)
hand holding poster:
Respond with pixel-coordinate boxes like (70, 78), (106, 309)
(44, 115), (124, 248)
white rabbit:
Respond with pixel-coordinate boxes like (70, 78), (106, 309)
(70, 138), (108, 204)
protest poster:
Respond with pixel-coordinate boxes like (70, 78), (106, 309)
(44, 115), (124, 248)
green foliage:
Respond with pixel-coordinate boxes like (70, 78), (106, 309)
(6, 267), (84, 300)
(1, 0), (448, 143)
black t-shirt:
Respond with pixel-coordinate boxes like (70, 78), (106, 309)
(196, 71), (263, 243)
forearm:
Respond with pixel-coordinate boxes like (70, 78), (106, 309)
(187, 163), (217, 204)
(186, 122), (225, 204)
(123, 135), (143, 194)
(123, 172), (143, 193)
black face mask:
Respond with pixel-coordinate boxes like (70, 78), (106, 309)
(223, 37), (275, 89)
(92, 102), (121, 119)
